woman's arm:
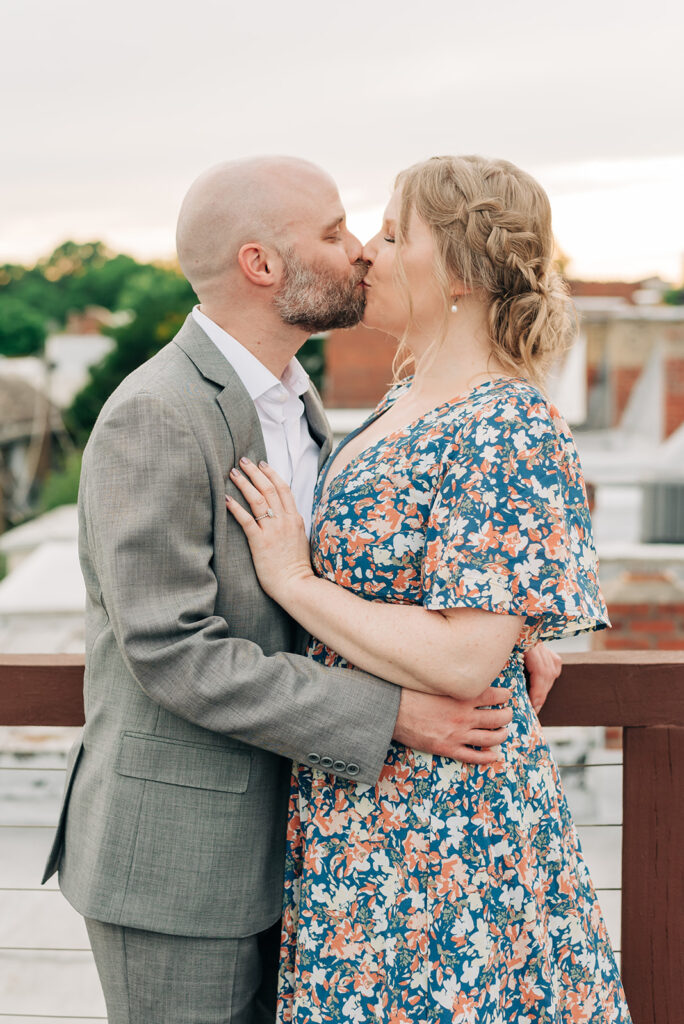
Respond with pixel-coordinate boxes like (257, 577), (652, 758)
(226, 458), (522, 700)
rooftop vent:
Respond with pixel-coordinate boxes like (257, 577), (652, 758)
(641, 482), (684, 543)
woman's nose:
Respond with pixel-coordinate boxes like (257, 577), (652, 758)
(361, 239), (376, 264)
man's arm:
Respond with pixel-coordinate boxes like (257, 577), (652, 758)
(83, 392), (401, 784)
(524, 643), (562, 713)
(84, 392), (509, 783)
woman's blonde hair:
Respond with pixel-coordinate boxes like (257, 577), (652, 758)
(392, 155), (575, 389)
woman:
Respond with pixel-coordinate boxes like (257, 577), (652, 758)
(227, 156), (631, 1022)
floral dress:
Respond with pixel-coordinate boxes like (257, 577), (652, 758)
(276, 377), (631, 1023)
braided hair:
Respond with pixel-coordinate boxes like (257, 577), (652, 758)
(393, 155), (574, 389)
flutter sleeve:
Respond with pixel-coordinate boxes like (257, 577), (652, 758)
(420, 385), (610, 643)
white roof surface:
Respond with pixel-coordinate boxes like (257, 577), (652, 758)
(0, 332), (114, 408)
(0, 540), (84, 614)
(0, 505), (78, 557)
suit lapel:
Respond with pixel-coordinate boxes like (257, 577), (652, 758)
(302, 384), (333, 472)
(173, 314), (333, 472)
(172, 315), (267, 465)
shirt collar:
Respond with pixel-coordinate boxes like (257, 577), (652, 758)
(192, 306), (309, 402)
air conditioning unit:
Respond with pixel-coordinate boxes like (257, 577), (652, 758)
(641, 482), (684, 543)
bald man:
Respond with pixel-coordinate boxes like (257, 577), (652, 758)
(43, 157), (559, 1023)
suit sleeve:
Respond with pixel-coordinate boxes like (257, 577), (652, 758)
(82, 391), (400, 784)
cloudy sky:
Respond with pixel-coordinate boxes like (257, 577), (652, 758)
(2, 0), (683, 280)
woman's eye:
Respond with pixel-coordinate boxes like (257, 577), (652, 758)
(383, 236), (395, 244)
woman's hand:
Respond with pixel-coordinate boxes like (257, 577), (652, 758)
(226, 458), (314, 605)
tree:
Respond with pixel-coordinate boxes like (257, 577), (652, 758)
(37, 241), (150, 314)
(0, 242), (156, 331)
(67, 266), (196, 444)
(40, 450), (83, 511)
(298, 334), (325, 394)
(0, 296), (47, 355)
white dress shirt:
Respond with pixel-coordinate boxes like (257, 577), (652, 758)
(192, 307), (321, 535)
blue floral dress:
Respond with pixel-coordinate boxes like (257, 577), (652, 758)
(276, 377), (631, 1023)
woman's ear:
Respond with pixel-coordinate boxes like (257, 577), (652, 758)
(237, 243), (282, 288)
(449, 276), (470, 300)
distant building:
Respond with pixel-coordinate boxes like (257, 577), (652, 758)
(0, 331), (114, 411)
(577, 299), (684, 436)
(568, 276), (672, 308)
(0, 377), (67, 527)
(322, 281), (684, 443)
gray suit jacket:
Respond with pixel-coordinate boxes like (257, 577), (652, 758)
(43, 315), (400, 938)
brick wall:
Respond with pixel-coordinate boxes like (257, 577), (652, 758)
(613, 366), (642, 422)
(323, 325), (396, 407)
(595, 571), (684, 652)
(597, 602), (684, 651)
(665, 357), (684, 438)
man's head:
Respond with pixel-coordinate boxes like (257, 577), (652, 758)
(176, 156), (367, 333)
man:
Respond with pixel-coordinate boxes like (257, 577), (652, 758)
(44, 156), (560, 1023)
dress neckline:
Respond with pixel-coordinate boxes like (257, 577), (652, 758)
(318, 375), (527, 504)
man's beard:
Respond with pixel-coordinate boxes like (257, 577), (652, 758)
(274, 248), (367, 332)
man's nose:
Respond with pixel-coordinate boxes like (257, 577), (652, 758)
(345, 229), (363, 264)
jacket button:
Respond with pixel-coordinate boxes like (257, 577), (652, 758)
(347, 763), (360, 776)
(333, 760), (347, 772)
(308, 753), (321, 764)
(320, 756), (334, 769)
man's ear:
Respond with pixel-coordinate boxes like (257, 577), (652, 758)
(237, 243), (281, 288)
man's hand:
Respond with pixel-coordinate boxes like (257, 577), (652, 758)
(393, 686), (513, 765)
(524, 643), (562, 715)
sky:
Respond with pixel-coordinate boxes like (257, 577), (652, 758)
(2, 0), (683, 282)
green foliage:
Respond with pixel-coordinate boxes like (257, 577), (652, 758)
(0, 296), (47, 355)
(0, 241), (156, 332)
(0, 262), (66, 327)
(40, 450), (83, 512)
(67, 266), (196, 444)
(299, 334), (326, 393)
(664, 287), (684, 306)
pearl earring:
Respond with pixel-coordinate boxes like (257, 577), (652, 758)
(451, 299), (458, 313)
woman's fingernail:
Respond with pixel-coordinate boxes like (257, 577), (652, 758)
(225, 494), (232, 504)
(230, 467), (239, 477)
(240, 457), (251, 466)
(259, 460), (268, 469)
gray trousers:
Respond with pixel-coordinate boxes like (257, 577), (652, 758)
(85, 918), (280, 1024)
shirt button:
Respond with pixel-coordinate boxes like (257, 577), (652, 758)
(320, 756), (334, 769)
(347, 763), (360, 777)
(276, 387), (288, 403)
(307, 753), (321, 765)
(333, 760), (347, 772)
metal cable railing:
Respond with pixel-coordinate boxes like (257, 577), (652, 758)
(1, 744), (626, 1018)
(0, 651), (682, 1023)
